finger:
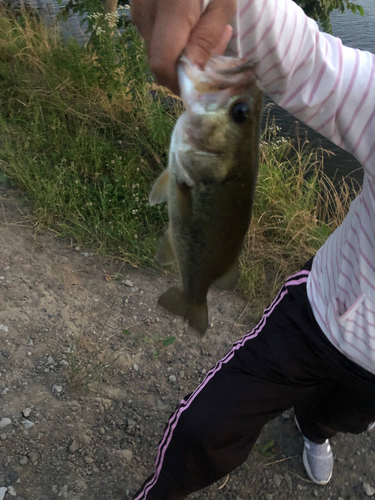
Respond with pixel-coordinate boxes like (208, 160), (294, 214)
(149, 0), (201, 93)
(212, 24), (233, 55)
(185, 0), (236, 69)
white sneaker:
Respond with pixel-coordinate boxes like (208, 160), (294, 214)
(295, 415), (333, 485)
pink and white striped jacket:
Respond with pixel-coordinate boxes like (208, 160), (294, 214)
(228, 0), (375, 373)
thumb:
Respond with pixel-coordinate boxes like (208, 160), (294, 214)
(185, 0), (236, 69)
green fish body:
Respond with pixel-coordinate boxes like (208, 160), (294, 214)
(150, 56), (263, 334)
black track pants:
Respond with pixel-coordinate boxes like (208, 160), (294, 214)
(133, 262), (375, 500)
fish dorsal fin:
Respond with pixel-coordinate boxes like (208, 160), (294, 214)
(149, 168), (169, 206)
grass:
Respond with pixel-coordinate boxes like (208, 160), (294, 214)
(0, 8), (356, 313)
(241, 123), (357, 311)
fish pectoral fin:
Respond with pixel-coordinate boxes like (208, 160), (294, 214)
(158, 287), (209, 335)
(149, 169), (169, 206)
(214, 256), (240, 290)
(156, 229), (176, 266)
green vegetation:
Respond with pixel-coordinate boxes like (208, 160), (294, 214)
(0, 7), (177, 266)
(241, 124), (356, 310)
(0, 8), (355, 312)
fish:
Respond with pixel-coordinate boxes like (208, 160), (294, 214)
(149, 55), (263, 335)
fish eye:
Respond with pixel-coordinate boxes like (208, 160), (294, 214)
(230, 101), (250, 124)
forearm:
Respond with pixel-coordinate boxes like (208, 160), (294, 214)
(235, 0), (375, 175)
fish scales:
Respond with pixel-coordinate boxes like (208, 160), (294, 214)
(149, 55), (263, 334)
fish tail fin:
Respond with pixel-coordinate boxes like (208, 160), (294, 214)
(187, 302), (208, 335)
(158, 287), (208, 335)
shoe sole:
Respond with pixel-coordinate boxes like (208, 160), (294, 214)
(302, 448), (332, 485)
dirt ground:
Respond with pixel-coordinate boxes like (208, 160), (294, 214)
(1, 182), (375, 500)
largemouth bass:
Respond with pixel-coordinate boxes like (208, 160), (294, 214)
(149, 55), (263, 334)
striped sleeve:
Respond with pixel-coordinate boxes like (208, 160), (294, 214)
(234, 0), (375, 178)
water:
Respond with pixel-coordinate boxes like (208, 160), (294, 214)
(264, 0), (375, 186)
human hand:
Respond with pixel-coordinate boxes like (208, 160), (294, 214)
(131, 0), (235, 94)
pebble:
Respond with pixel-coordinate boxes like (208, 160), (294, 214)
(273, 474), (282, 488)
(1, 351), (10, 359)
(28, 451), (39, 464)
(265, 495), (273, 500)
(23, 420), (35, 429)
(0, 487), (7, 500)
(0, 418), (11, 429)
(169, 375), (177, 383)
(116, 449), (132, 463)
(47, 355), (55, 365)
(59, 360), (69, 367)
(69, 440), (79, 453)
(364, 483), (375, 496)
(19, 457), (28, 466)
(133, 364), (139, 372)
(0, 324), (8, 332)
(22, 408), (31, 418)
(284, 472), (293, 491)
(52, 385), (63, 393)
(123, 280), (133, 287)
(1, 389), (9, 395)
(7, 485), (16, 496)
(69, 401), (81, 412)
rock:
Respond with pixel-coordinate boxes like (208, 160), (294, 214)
(6, 485), (16, 496)
(22, 408), (31, 418)
(69, 401), (80, 412)
(273, 474), (282, 488)
(19, 457), (28, 466)
(133, 364), (139, 372)
(123, 280), (133, 287)
(46, 355), (55, 365)
(1, 389), (9, 396)
(82, 434), (91, 445)
(364, 483), (375, 496)
(28, 451), (39, 464)
(0, 418), (11, 429)
(52, 385), (63, 394)
(59, 360), (69, 367)
(69, 440), (79, 453)
(284, 473), (293, 491)
(116, 449), (132, 463)
(265, 495), (273, 500)
(23, 420), (35, 429)
(1, 351), (10, 359)
(0, 487), (7, 500)
(0, 324), (8, 332)
(169, 375), (177, 383)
